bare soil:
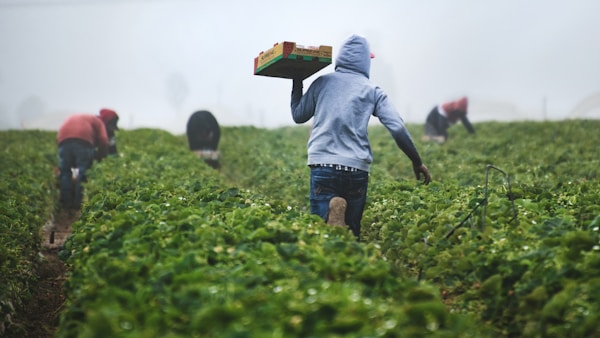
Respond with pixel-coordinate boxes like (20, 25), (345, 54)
(7, 210), (78, 338)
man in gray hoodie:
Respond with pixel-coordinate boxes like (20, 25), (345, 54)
(291, 34), (431, 240)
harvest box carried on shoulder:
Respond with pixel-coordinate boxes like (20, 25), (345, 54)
(253, 41), (332, 80)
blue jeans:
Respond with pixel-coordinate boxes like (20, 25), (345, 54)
(58, 139), (95, 209)
(309, 166), (369, 239)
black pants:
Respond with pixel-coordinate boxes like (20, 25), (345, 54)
(58, 139), (94, 209)
(424, 107), (449, 139)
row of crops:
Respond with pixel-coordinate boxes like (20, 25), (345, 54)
(1, 131), (57, 336)
(218, 121), (600, 337)
(1, 120), (599, 337)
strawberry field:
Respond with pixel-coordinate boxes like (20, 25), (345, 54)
(1, 120), (599, 337)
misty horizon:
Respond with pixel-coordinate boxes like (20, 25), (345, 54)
(1, 0), (599, 134)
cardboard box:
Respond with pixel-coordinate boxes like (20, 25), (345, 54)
(254, 41), (332, 80)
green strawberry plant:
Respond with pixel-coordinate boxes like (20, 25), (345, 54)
(2, 119), (598, 337)
(57, 128), (487, 337)
(0, 130), (57, 335)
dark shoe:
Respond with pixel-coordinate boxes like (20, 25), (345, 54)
(69, 202), (81, 213)
(327, 197), (347, 227)
(59, 201), (72, 212)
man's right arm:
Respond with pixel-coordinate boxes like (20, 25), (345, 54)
(461, 116), (476, 134)
(94, 119), (109, 161)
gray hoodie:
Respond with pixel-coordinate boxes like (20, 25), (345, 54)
(291, 34), (422, 172)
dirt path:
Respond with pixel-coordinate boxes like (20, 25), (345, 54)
(8, 210), (78, 338)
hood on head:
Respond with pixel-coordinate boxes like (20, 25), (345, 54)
(442, 97), (468, 113)
(335, 34), (372, 78)
(99, 108), (119, 130)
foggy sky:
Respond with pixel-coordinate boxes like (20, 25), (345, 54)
(1, 0), (599, 134)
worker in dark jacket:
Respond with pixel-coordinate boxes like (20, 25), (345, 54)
(56, 109), (119, 210)
(186, 110), (221, 169)
(423, 96), (475, 143)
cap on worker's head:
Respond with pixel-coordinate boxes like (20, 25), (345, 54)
(99, 108), (119, 129)
(370, 53), (375, 59)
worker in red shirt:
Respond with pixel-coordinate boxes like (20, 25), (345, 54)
(56, 109), (119, 210)
(423, 96), (475, 143)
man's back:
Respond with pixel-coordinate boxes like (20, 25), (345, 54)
(57, 114), (106, 146)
